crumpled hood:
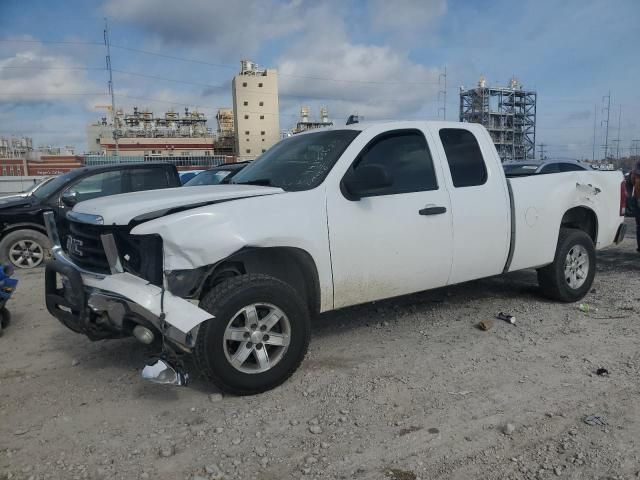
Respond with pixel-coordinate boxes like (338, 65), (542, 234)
(72, 184), (285, 225)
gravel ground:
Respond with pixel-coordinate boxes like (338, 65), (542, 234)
(1, 219), (639, 480)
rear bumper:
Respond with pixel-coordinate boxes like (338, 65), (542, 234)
(614, 222), (627, 245)
(43, 212), (212, 349)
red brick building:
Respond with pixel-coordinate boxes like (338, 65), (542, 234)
(27, 155), (84, 176)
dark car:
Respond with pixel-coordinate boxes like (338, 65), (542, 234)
(0, 163), (180, 269)
(183, 162), (249, 187)
(503, 160), (590, 176)
(178, 170), (205, 185)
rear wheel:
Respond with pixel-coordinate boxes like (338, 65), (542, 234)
(194, 274), (310, 395)
(537, 228), (596, 302)
(0, 229), (50, 269)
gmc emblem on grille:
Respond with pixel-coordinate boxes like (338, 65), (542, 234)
(67, 236), (84, 257)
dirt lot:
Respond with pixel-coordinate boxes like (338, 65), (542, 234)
(1, 219), (639, 480)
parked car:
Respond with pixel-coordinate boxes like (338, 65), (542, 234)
(178, 170), (205, 185)
(503, 160), (590, 176)
(0, 163), (180, 269)
(45, 121), (626, 395)
(183, 162), (249, 187)
(20, 176), (55, 196)
(0, 177), (54, 202)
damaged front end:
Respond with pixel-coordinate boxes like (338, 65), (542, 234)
(43, 212), (213, 386)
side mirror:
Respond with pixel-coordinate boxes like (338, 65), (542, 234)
(61, 190), (78, 207)
(342, 164), (392, 200)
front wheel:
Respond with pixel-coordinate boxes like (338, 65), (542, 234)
(0, 229), (51, 269)
(537, 228), (596, 302)
(194, 274), (310, 395)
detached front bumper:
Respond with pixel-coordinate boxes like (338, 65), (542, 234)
(43, 212), (212, 350)
(614, 222), (627, 245)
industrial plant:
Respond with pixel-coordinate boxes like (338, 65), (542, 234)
(290, 106), (333, 135)
(87, 107), (215, 157)
(459, 76), (537, 162)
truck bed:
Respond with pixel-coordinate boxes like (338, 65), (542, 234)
(507, 170), (623, 272)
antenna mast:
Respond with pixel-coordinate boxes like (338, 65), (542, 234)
(104, 17), (119, 156)
(438, 66), (447, 120)
(601, 91), (611, 162)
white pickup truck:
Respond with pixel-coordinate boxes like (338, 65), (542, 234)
(44, 121), (626, 394)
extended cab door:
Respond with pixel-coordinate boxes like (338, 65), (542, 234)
(432, 126), (511, 284)
(326, 128), (453, 309)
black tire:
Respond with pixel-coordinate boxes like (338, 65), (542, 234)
(194, 273), (311, 395)
(0, 229), (51, 269)
(0, 307), (10, 328)
(537, 228), (596, 302)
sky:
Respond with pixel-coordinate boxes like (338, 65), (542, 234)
(0, 0), (639, 159)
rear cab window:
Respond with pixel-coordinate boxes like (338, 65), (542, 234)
(439, 128), (487, 188)
(540, 163), (560, 174)
(559, 163), (585, 172)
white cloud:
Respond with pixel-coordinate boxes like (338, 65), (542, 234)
(278, 41), (442, 120)
(276, 3), (443, 122)
(0, 46), (98, 104)
(104, 0), (306, 59)
(369, 0), (447, 35)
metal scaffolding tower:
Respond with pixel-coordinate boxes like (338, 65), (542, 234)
(459, 76), (537, 162)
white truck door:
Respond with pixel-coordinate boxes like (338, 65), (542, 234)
(327, 128), (454, 309)
(433, 126), (511, 284)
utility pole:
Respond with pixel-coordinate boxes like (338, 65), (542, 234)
(438, 66), (447, 120)
(615, 104), (621, 162)
(601, 91), (611, 162)
(104, 17), (118, 156)
(591, 104), (597, 162)
(538, 143), (546, 161)
(632, 139), (640, 161)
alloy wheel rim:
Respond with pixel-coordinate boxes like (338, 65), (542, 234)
(564, 244), (589, 289)
(223, 303), (291, 374)
(9, 239), (44, 268)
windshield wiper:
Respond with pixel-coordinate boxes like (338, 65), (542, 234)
(232, 178), (272, 186)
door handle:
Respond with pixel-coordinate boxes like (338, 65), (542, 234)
(419, 206), (447, 216)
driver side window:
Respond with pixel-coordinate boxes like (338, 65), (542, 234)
(64, 171), (124, 203)
(352, 130), (438, 196)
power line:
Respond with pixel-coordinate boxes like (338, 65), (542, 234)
(1, 38), (441, 87)
(0, 38), (102, 46)
(110, 44), (441, 85)
(591, 104), (597, 162)
(110, 69), (443, 104)
(0, 66), (106, 71)
(109, 44), (237, 71)
(601, 90), (611, 160)
(0, 92), (107, 96)
(615, 104), (621, 162)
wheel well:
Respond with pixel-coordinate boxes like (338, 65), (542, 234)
(201, 247), (321, 316)
(560, 207), (597, 243)
(0, 224), (47, 240)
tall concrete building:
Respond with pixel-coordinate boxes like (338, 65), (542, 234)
(232, 60), (280, 158)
